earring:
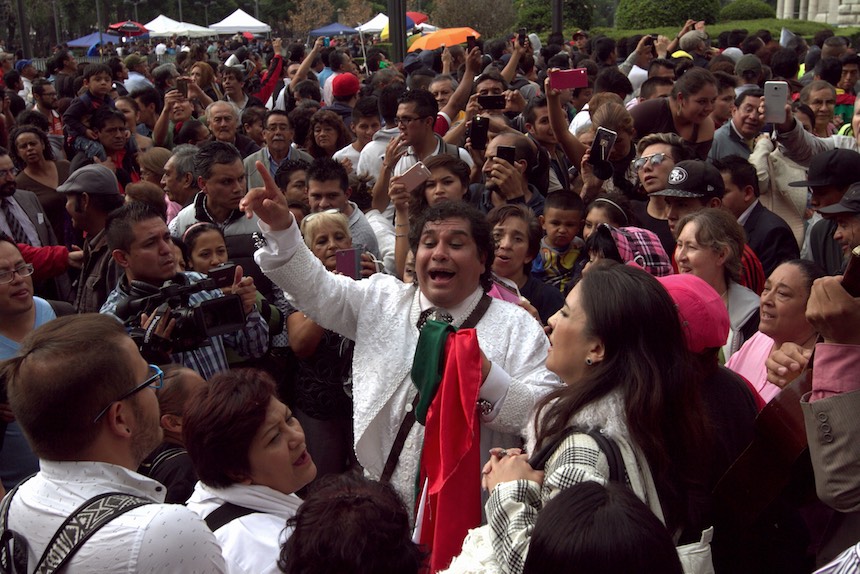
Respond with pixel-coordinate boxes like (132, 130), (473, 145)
(585, 358), (593, 366)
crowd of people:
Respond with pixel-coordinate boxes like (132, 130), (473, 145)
(0, 17), (859, 574)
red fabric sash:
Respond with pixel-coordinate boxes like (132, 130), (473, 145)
(419, 328), (483, 573)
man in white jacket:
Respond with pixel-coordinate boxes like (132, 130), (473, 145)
(243, 163), (560, 513)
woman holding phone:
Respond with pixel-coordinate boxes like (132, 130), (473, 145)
(285, 211), (370, 481)
(391, 155), (472, 279)
(544, 76), (637, 201)
(630, 67), (718, 160)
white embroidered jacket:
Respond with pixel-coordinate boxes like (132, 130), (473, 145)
(255, 220), (561, 510)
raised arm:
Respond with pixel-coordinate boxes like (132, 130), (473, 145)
(291, 37), (324, 90)
(544, 74), (587, 167)
(440, 46), (482, 122)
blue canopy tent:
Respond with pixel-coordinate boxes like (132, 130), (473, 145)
(308, 23), (359, 37)
(66, 31), (119, 48)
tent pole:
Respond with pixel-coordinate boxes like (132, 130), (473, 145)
(359, 28), (368, 75)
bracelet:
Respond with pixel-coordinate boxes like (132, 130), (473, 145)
(395, 233), (407, 238)
(395, 223), (408, 228)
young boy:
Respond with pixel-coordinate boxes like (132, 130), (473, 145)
(241, 106), (267, 148)
(333, 96), (381, 174)
(62, 63), (115, 161)
(274, 158), (311, 205)
(532, 192), (585, 293)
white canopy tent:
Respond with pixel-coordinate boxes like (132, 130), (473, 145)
(356, 13), (388, 34)
(209, 9), (271, 34)
(144, 15), (216, 37)
(160, 22), (216, 37)
(143, 15), (182, 35)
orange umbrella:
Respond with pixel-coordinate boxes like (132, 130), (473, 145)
(408, 27), (480, 52)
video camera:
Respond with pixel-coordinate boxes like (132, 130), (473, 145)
(115, 271), (246, 355)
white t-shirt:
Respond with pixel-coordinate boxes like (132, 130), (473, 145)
(333, 143), (362, 174)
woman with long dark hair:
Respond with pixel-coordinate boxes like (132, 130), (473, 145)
(10, 125), (71, 245)
(631, 67), (718, 160)
(481, 262), (713, 574)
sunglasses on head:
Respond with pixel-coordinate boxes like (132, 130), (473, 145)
(632, 152), (668, 171)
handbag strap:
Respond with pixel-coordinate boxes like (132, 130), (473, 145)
(528, 427), (624, 483)
(204, 502), (258, 532)
(0, 480), (29, 574)
(380, 294), (492, 484)
(0, 486), (151, 574)
(34, 492), (152, 574)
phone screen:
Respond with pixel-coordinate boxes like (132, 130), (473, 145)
(496, 145), (516, 164)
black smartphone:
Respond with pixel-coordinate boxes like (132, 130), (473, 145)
(518, 28), (527, 47)
(467, 36), (478, 52)
(468, 115), (490, 150)
(588, 127), (618, 164)
(209, 262), (236, 289)
(496, 145), (516, 164)
(477, 95), (506, 110)
(177, 78), (188, 98)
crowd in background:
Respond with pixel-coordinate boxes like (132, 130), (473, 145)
(0, 18), (859, 574)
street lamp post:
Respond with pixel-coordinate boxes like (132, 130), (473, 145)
(195, 0), (213, 26)
(178, 0), (183, 22)
(51, 0), (61, 47)
(15, 0), (32, 57)
(124, 0), (144, 23)
(551, 0), (562, 35)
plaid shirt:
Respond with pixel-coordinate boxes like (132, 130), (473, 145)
(601, 225), (673, 277)
(101, 273), (269, 380)
(486, 432), (631, 574)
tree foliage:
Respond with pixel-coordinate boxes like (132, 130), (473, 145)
(340, 0), (373, 29)
(518, 0), (592, 35)
(616, 0), (720, 28)
(719, 0), (775, 21)
(287, 0), (335, 37)
(431, 0), (517, 39)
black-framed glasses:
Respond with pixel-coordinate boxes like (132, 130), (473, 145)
(0, 263), (34, 285)
(393, 115), (429, 127)
(632, 152), (668, 171)
(92, 364), (164, 423)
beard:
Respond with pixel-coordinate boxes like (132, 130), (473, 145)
(129, 397), (164, 466)
(0, 180), (17, 198)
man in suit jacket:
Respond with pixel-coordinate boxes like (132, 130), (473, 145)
(714, 155), (799, 276)
(0, 148), (70, 301)
(798, 276), (860, 565)
(243, 110), (312, 191)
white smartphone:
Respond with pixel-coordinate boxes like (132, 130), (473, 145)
(399, 161), (432, 192)
(764, 81), (789, 124)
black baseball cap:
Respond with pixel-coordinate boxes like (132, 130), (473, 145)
(818, 182), (860, 215)
(788, 149), (860, 188)
(651, 160), (725, 201)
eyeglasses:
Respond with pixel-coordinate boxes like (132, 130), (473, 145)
(0, 263), (34, 285)
(632, 152), (668, 171)
(300, 208), (342, 228)
(0, 167), (19, 179)
(393, 115), (428, 127)
(92, 364), (164, 423)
